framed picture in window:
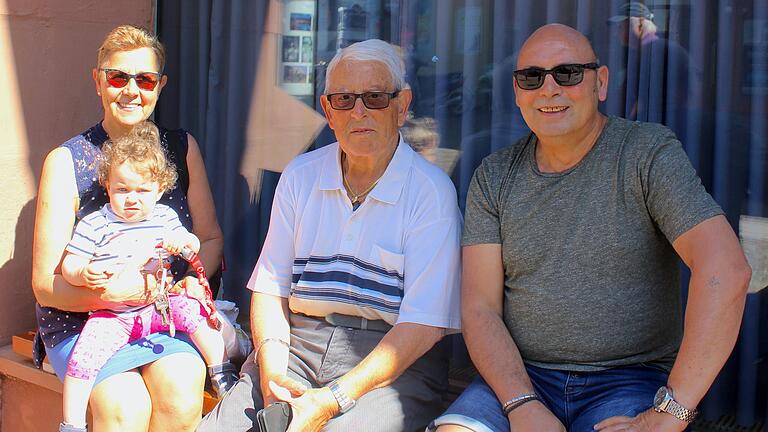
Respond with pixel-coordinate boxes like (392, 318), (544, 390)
(283, 65), (309, 83)
(282, 36), (300, 63)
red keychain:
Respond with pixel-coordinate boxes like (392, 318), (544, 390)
(179, 246), (222, 330)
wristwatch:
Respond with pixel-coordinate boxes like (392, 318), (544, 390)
(653, 386), (698, 423)
(328, 380), (356, 414)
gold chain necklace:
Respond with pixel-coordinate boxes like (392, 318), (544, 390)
(343, 170), (380, 205)
(341, 154), (381, 205)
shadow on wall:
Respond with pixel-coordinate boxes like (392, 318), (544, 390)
(0, 199), (38, 340)
(1, 1), (153, 343)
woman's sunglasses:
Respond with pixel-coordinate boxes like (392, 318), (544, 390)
(101, 68), (162, 91)
(513, 63), (599, 90)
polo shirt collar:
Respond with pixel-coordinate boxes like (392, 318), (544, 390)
(318, 135), (414, 205)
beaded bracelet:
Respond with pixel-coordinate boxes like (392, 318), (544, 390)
(502, 393), (541, 416)
(253, 338), (289, 363)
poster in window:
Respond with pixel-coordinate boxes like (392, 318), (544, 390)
(301, 36), (313, 63)
(282, 36), (300, 63)
(283, 65), (309, 83)
(290, 13), (312, 31)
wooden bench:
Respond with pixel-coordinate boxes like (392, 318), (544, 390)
(6, 331), (221, 415)
(7, 331), (474, 416)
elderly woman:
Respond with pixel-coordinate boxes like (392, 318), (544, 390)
(32, 25), (223, 431)
(198, 39), (461, 432)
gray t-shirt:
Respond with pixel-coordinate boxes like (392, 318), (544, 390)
(463, 116), (723, 371)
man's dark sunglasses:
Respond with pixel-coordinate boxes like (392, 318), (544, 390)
(100, 68), (162, 91)
(326, 91), (400, 110)
(513, 63), (599, 90)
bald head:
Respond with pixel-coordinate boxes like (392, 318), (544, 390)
(517, 24), (597, 69)
(512, 23), (609, 147)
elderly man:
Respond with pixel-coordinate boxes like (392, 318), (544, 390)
(197, 39), (461, 432)
(429, 24), (750, 432)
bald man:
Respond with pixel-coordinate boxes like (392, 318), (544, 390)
(428, 24), (750, 432)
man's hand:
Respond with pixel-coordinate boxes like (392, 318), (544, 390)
(269, 380), (338, 432)
(260, 373), (307, 408)
(507, 401), (566, 432)
(80, 264), (110, 290)
(594, 408), (688, 432)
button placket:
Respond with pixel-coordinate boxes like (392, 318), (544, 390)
(339, 213), (358, 255)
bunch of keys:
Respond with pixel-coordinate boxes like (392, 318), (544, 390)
(154, 248), (176, 337)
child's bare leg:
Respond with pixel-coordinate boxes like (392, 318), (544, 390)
(63, 311), (135, 430)
(189, 317), (228, 365)
(161, 295), (239, 396)
(63, 376), (93, 427)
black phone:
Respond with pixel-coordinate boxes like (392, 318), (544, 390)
(256, 401), (292, 432)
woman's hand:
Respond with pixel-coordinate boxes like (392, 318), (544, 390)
(100, 266), (161, 308)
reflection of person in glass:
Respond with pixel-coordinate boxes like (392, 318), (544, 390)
(429, 23), (749, 432)
(608, 1), (695, 131)
(198, 39), (461, 432)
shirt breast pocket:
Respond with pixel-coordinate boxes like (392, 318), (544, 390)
(373, 244), (405, 274)
(372, 245), (405, 296)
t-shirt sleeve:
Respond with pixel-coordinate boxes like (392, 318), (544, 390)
(246, 170), (297, 297)
(65, 218), (98, 258)
(462, 159), (502, 246)
(642, 129), (723, 242)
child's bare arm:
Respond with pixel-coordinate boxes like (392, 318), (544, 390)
(62, 252), (110, 290)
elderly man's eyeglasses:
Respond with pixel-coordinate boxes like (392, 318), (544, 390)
(101, 69), (162, 91)
(326, 91), (400, 110)
(513, 63), (599, 90)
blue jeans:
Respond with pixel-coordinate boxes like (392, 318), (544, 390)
(428, 363), (668, 432)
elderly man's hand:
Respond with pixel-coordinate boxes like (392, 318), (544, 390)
(269, 380), (337, 432)
(507, 401), (566, 432)
(261, 374), (307, 408)
(594, 408), (688, 432)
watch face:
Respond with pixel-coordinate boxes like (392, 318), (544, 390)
(654, 387), (667, 407)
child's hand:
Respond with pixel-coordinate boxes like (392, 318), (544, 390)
(80, 264), (110, 290)
(162, 230), (196, 256)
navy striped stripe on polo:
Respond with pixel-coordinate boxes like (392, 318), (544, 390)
(291, 254), (404, 315)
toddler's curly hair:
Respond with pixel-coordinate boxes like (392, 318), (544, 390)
(98, 122), (177, 193)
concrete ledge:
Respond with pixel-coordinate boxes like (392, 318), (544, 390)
(0, 344), (62, 394)
(3, 333), (220, 415)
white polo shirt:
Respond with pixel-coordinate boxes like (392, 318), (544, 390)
(247, 137), (461, 330)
